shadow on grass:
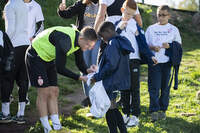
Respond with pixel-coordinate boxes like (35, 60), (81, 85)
(136, 105), (200, 133)
(62, 114), (107, 132)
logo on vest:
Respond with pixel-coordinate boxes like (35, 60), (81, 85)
(38, 76), (43, 86)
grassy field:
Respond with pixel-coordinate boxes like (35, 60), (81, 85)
(1, 0), (200, 133)
(28, 30), (200, 133)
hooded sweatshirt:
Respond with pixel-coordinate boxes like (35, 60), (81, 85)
(93, 35), (134, 93)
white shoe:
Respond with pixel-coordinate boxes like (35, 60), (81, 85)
(123, 114), (130, 125)
(126, 115), (139, 127)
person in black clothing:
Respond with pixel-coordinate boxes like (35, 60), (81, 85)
(26, 26), (97, 133)
(58, 0), (100, 107)
(0, 30), (14, 123)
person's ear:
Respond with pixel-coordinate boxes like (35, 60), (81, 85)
(168, 14), (171, 19)
(121, 7), (124, 13)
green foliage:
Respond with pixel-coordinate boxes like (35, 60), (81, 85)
(138, 4), (153, 29)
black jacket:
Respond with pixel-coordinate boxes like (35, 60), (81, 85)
(0, 31), (14, 69)
(0, 31), (14, 72)
(57, 0), (87, 30)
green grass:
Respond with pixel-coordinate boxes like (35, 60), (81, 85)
(1, 0), (200, 132)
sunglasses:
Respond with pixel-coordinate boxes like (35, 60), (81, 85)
(158, 14), (169, 17)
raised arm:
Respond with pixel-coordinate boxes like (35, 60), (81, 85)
(94, 3), (107, 31)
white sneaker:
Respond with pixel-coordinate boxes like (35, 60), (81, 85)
(126, 115), (139, 127)
(123, 114), (130, 125)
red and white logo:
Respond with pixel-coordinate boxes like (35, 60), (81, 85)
(38, 76), (43, 86)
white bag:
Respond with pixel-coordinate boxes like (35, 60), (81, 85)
(89, 81), (111, 118)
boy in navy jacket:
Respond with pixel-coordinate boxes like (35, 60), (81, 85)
(91, 21), (134, 133)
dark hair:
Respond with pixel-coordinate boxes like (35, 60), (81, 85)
(97, 21), (115, 37)
(123, 0), (137, 10)
(158, 5), (171, 13)
(80, 26), (97, 41)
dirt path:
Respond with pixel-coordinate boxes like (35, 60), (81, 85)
(0, 88), (85, 133)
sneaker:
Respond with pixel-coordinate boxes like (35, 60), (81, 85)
(158, 111), (166, 120)
(81, 97), (91, 107)
(86, 113), (94, 118)
(123, 114), (130, 125)
(126, 115), (139, 127)
(151, 112), (158, 122)
(12, 115), (26, 124)
(0, 112), (12, 123)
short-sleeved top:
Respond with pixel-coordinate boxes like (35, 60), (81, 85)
(100, 0), (140, 22)
(114, 17), (140, 59)
(145, 23), (182, 63)
(26, 0), (44, 38)
(83, 3), (99, 27)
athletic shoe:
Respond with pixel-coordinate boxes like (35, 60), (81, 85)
(151, 112), (158, 122)
(126, 115), (139, 127)
(158, 111), (166, 120)
(0, 112), (12, 123)
(12, 115), (26, 124)
(123, 114), (130, 125)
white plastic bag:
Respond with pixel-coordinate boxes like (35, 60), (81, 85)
(89, 81), (111, 118)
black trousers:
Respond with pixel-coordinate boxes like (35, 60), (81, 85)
(121, 59), (141, 117)
(1, 45), (29, 102)
(106, 108), (127, 133)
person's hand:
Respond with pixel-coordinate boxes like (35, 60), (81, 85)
(162, 43), (170, 49)
(87, 65), (98, 73)
(153, 46), (161, 52)
(152, 56), (158, 65)
(30, 37), (34, 43)
(90, 64), (98, 72)
(79, 76), (88, 82)
(119, 21), (128, 30)
(59, 3), (66, 11)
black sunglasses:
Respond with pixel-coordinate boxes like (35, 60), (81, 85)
(158, 14), (169, 17)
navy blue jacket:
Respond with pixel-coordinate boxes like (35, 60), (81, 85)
(115, 21), (154, 65)
(165, 41), (182, 90)
(93, 35), (135, 94)
(135, 24), (155, 65)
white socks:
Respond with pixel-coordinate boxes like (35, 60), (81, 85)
(40, 116), (52, 133)
(50, 114), (62, 130)
(2, 102), (10, 116)
(17, 102), (26, 117)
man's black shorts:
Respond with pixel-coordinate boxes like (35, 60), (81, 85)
(26, 47), (57, 88)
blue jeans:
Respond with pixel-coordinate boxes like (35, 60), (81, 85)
(148, 62), (172, 112)
(82, 40), (101, 97)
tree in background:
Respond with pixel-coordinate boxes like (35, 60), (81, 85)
(178, 0), (198, 11)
